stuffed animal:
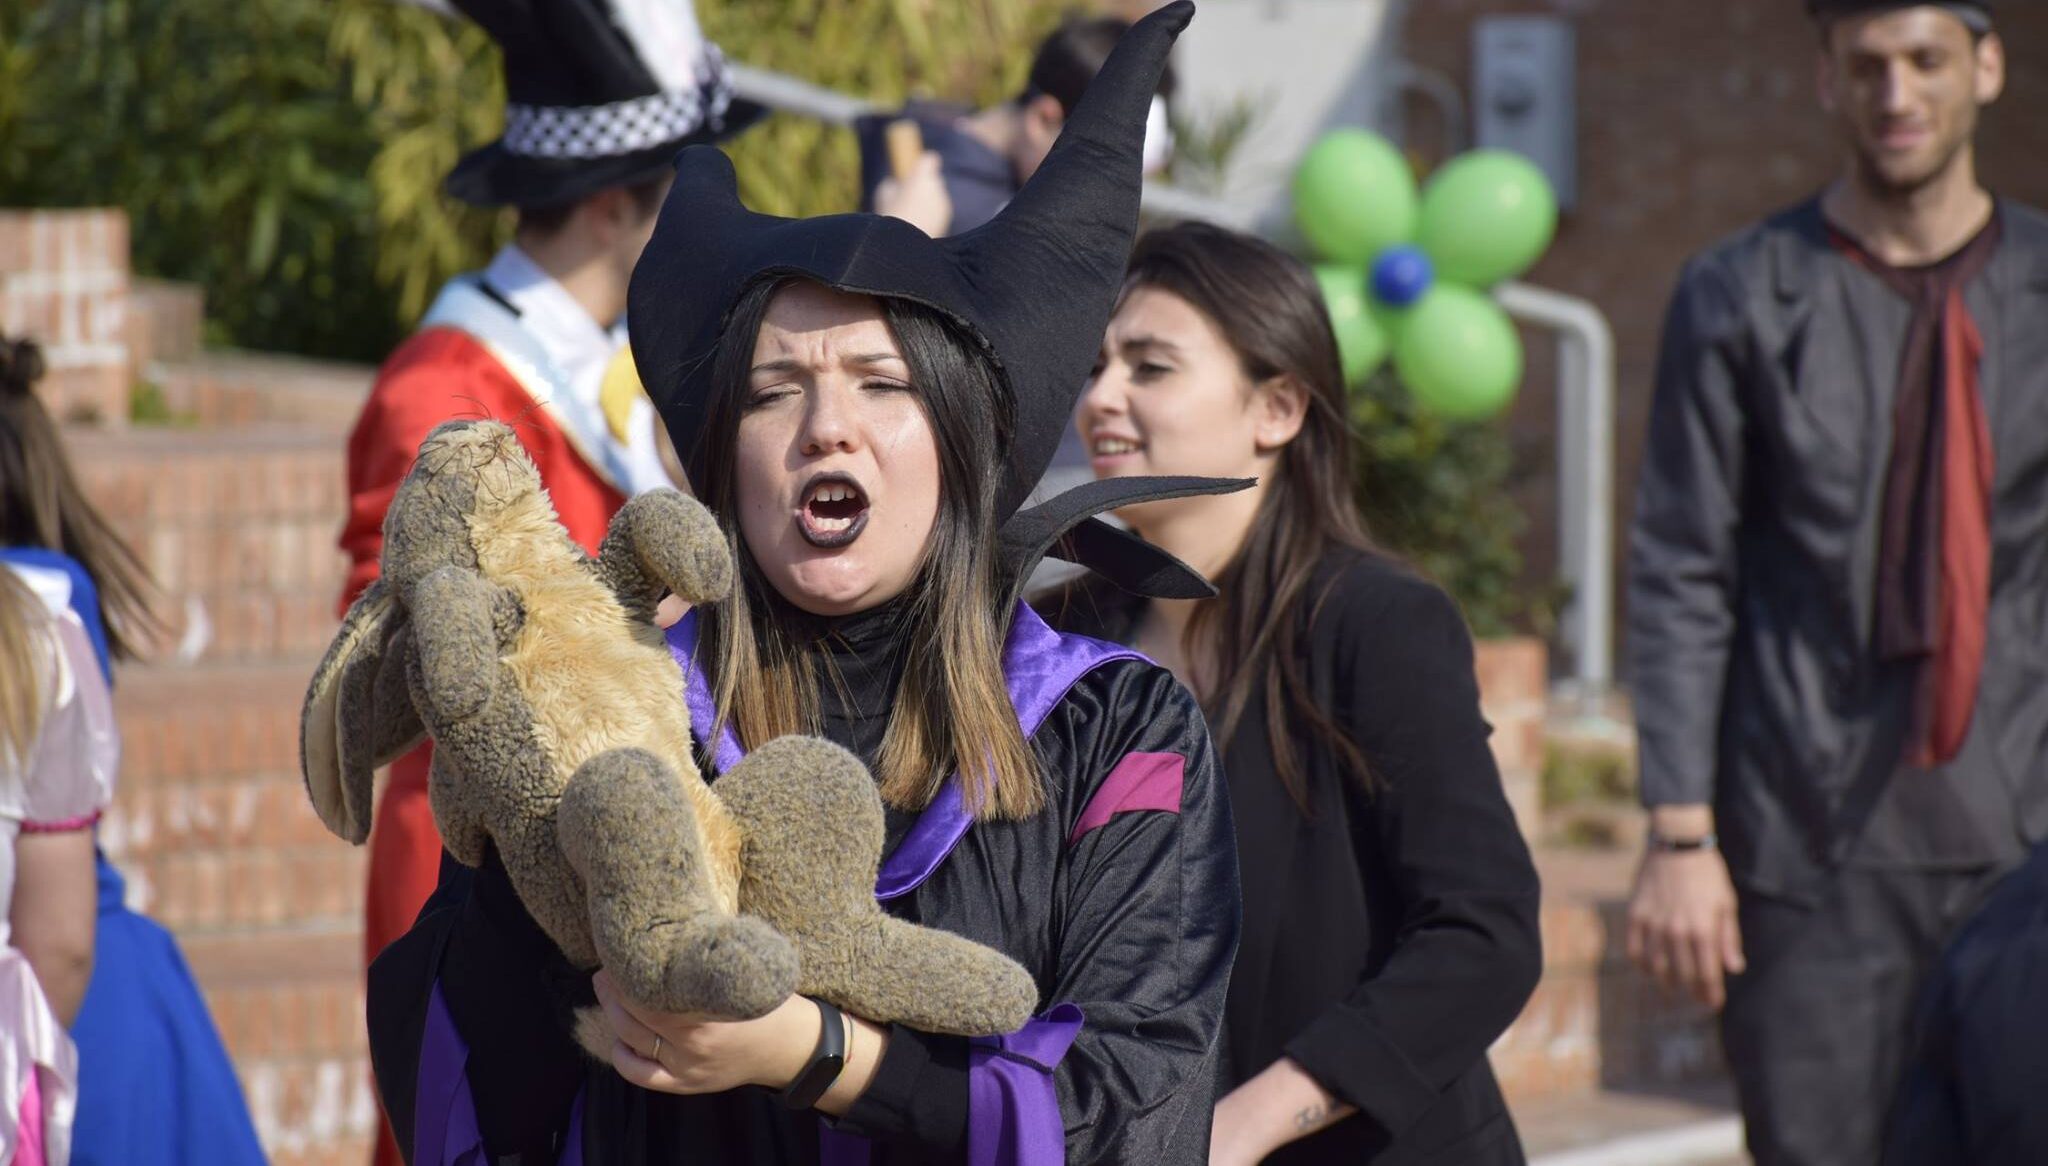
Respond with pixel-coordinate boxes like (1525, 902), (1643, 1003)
(300, 420), (1037, 1041)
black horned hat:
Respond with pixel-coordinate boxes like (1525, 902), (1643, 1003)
(630, 1), (1242, 598)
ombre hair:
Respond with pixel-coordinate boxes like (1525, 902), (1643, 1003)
(690, 278), (1041, 820)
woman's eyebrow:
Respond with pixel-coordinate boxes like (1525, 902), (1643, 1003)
(845, 351), (907, 367)
(1120, 334), (1180, 357)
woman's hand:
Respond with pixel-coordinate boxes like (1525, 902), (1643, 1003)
(873, 151), (954, 238)
(1209, 1057), (1354, 1165)
(594, 970), (888, 1113)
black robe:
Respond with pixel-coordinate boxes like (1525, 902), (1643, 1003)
(1039, 547), (1542, 1165)
(365, 600), (1239, 1164)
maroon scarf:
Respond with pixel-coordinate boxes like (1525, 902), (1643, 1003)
(1831, 212), (2002, 767)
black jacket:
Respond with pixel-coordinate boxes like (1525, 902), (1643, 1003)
(1041, 548), (1542, 1165)
(1628, 197), (2048, 899)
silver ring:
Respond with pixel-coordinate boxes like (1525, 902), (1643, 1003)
(650, 1034), (664, 1064)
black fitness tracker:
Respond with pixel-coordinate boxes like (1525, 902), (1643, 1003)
(1647, 830), (1720, 853)
(776, 998), (848, 1110)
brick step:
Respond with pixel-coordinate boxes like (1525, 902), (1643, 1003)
(1493, 849), (1725, 1107)
(183, 930), (378, 1166)
(72, 425), (350, 663)
(113, 659), (319, 785)
(147, 350), (373, 432)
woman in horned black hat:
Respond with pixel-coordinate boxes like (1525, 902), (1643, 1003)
(364, 5), (1238, 1164)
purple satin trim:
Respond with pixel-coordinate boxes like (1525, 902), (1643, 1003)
(817, 1124), (874, 1166)
(666, 616), (744, 773)
(416, 984), (488, 1166)
(416, 981), (583, 1166)
(668, 605), (1143, 901)
(968, 1004), (1087, 1166)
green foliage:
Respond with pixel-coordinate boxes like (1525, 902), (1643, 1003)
(1350, 369), (1533, 636)
(0, 0), (1074, 360)
(3, 0), (386, 359)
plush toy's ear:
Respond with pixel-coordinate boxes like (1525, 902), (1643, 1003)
(301, 580), (418, 844)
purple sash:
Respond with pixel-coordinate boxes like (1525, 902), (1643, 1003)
(414, 604), (1139, 1165)
(416, 984), (585, 1165)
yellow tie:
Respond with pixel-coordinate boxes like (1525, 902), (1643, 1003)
(599, 346), (644, 445)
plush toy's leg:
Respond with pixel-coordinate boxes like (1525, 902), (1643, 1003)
(405, 566), (521, 726)
(716, 738), (1041, 1037)
(597, 490), (733, 619)
(558, 747), (798, 1020)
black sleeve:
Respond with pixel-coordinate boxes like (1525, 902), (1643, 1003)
(1627, 254), (1752, 808)
(1282, 573), (1543, 1141)
(844, 662), (1239, 1163)
(1049, 664), (1241, 1162)
(366, 846), (589, 1163)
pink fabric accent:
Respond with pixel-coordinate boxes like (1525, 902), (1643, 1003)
(18, 1065), (45, 1166)
(20, 811), (100, 835)
(1068, 752), (1185, 845)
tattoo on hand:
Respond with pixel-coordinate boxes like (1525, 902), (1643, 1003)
(1294, 1102), (1330, 1133)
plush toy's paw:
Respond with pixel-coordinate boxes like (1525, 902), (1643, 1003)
(717, 737), (1039, 1035)
(560, 747), (797, 1021)
(599, 489), (733, 614)
(406, 566), (515, 726)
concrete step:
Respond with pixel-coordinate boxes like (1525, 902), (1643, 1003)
(1514, 1082), (1743, 1164)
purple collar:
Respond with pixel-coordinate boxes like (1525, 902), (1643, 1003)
(665, 603), (1141, 899)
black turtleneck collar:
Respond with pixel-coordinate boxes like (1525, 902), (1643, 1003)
(804, 597), (913, 771)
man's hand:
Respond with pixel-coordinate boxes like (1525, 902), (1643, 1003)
(873, 151), (954, 238)
(1625, 805), (1747, 1009)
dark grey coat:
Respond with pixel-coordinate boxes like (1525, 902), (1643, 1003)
(1627, 196), (2048, 901)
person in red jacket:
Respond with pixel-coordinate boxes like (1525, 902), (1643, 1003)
(336, 2), (760, 1162)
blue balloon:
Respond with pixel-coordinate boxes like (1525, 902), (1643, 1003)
(1370, 245), (1435, 308)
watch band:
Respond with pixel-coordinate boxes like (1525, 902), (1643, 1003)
(776, 998), (848, 1110)
(1647, 830), (1719, 853)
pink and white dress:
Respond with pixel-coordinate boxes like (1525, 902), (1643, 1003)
(0, 564), (117, 1166)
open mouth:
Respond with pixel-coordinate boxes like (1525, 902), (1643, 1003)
(797, 472), (871, 549)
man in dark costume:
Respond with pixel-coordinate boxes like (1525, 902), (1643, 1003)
(366, 6), (1240, 1164)
(1624, 4), (2048, 1164)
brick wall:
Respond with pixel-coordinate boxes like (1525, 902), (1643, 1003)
(0, 210), (130, 425)
(1397, 0), (2048, 639)
(66, 353), (378, 1165)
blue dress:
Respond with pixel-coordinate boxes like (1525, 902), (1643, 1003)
(0, 547), (266, 1165)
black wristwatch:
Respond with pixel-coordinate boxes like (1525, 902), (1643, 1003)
(1647, 830), (1719, 853)
(776, 998), (848, 1110)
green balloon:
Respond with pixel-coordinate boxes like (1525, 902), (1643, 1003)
(1313, 264), (1389, 385)
(1393, 285), (1523, 421)
(1415, 150), (1558, 288)
(1293, 130), (1418, 266)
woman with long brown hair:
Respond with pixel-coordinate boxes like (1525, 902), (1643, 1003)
(1043, 221), (1542, 1165)
(366, 9), (1239, 1163)
(0, 331), (266, 1166)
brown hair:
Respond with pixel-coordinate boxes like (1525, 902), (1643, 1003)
(691, 279), (1041, 819)
(0, 568), (49, 764)
(1129, 220), (1377, 806)
(0, 333), (165, 660)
